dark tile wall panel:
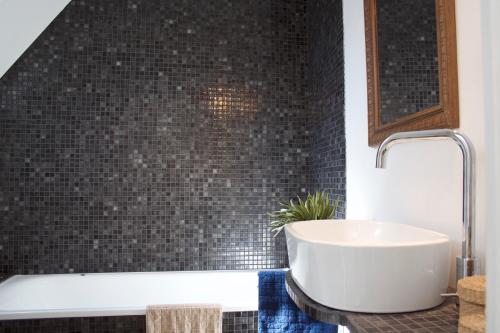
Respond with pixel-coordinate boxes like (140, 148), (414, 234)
(0, 316), (145, 333)
(0, 0), (308, 275)
(306, 0), (345, 217)
(0, 1), (346, 332)
(377, 0), (439, 124)
(222, 311), (258, 333)
(0, 312), (258, 333)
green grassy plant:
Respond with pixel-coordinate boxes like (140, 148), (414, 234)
(268, 191), (339, 236)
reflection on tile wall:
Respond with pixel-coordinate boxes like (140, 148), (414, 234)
(307, 0), (345, 218)
(0, 0), (309, 275)
(377, 0), (439, 124)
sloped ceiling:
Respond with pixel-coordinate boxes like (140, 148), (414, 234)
(0, 0), (71, 79)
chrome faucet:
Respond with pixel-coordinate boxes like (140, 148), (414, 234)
(375, 129), (478, 285)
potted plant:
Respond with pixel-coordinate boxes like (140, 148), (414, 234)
(268, 191), (339, 236)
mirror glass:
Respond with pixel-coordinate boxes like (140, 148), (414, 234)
(376, 0), (440, 125)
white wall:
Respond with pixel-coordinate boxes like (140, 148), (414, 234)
(482, 0), (500, 330)
(343, 0), (486, 286)
(0, 0), (71, 79)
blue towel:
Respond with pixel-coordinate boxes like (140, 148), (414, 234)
(258, 270), (338, 333)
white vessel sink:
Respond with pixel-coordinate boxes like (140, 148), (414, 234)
(285, 220), (451, 313)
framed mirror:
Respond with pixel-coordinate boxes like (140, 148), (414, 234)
(364, 0), (459, 146)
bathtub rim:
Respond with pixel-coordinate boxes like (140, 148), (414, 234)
(0, 269), (271, 320)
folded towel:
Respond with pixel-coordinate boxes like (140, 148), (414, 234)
(146, 304), (222, 333)
(258, 270), (338, 333)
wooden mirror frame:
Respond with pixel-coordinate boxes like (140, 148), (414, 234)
(364, 0), (459, 146)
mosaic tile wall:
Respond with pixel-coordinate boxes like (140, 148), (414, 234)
(306, 0), (345, 218)
(0, 316), (146, 333)
(0, 312), (258, 333)
(0, 0), (309, 276)
(377, 0), (440, 124)
(0, 0), (345, 331)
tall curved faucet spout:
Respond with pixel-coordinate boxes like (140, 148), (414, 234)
(375, 129), (478, 285)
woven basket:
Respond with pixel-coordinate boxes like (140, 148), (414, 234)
(459, 314), (486, 333)
(458, 276), (486, 304)
(457, 276), (486, 333)
(459, 300), (483, 317)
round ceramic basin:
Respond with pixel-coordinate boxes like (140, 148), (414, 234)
(285, 220), (451, 313)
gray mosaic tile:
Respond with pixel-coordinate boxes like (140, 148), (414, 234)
(306, 0), (346, 217)
(0, 316), (145, 333)
(0, 312), (258, 333)
(0, 0), (309, 276)
(0, 0), (346, 332)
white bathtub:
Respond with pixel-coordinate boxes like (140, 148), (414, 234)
(0, 270), (259, 320)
